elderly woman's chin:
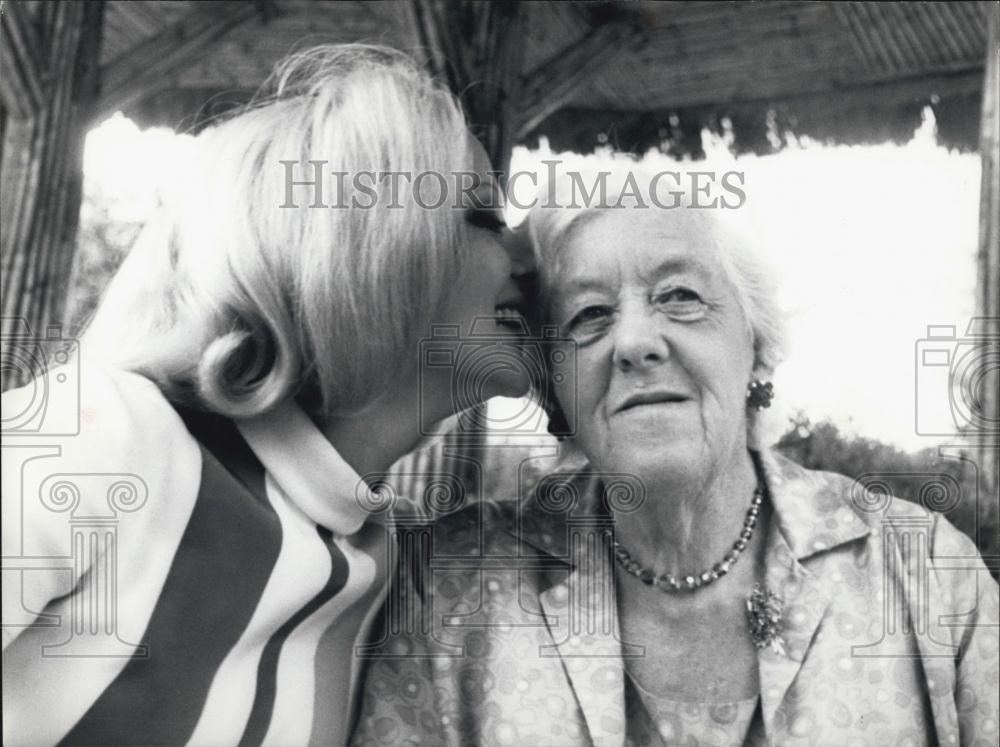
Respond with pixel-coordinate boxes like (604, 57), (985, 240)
(583, 410), (727, 486)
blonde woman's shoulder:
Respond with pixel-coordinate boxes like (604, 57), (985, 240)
(2, 358), (194, 466)
(2, 360), (202, 651)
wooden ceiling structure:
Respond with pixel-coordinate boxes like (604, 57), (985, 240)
(1, 1), (997, 506)
(96, 0), (991, 157)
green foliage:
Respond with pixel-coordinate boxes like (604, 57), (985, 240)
(64, 200), (142, 335)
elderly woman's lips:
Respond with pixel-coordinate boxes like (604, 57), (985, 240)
(615, 392), (691, 412)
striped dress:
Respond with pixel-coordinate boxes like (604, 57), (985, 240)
(2, 364), (391, 746)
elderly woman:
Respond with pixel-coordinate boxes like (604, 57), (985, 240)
(351, 171), (999, 746)
(1, 45), (534, 746)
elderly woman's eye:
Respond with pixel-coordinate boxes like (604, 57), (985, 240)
(567, 305), (611, 332)
(656, 287), (707, 318)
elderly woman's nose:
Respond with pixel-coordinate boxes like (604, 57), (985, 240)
(612, 309), (670, 370)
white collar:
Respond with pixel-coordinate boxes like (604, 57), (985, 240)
(235, 400), (372, 534)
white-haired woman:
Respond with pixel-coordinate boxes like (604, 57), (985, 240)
(351, 171), (998, 746)
(1, 45), (534, 746)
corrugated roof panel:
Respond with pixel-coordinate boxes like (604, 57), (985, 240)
(831, 1), (986, 76)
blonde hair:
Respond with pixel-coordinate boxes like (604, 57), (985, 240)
(87, 45), (476, 418)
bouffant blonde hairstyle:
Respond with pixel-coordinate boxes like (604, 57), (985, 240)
(87, 45), (477, 418)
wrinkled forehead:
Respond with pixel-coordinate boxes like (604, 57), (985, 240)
(550, 206), (728, 287)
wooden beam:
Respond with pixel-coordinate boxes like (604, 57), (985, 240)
(689, 68), (984, 121)
(95, 0), (258, 120)
(517, 21), (644, 141)
(974, 1), (999, 523)
(977, 6), (1000, 328)
(523, 67), (986, 155)
(1, 1), (104, 391)
(0, 1), (45, 119)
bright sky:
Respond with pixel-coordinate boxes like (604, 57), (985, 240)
(83, 114), (198, 224)
(84, 110), (980, 451)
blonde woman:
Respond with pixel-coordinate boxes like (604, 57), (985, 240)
(1, 45), (532, 746)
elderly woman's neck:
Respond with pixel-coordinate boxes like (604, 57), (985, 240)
(612, 449), (761, 578)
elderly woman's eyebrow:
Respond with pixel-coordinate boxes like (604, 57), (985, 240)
(553, 277), (611, 298)
(642, 256), (714, 283)
(557, 257), (712, 293)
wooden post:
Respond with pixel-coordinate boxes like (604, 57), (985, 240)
(1, 1), (103, 391)
(390, 0), (525, 504)
(975, 2), (999, 551)
(408, 0), (523, 173)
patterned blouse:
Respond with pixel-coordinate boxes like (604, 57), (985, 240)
(350, 450), (999, 747)
(623, 673), (763, 746)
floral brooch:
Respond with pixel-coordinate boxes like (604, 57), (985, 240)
(747, 583), (786, 656)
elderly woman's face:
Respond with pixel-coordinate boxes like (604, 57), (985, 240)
(549, 208), (755, 480)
